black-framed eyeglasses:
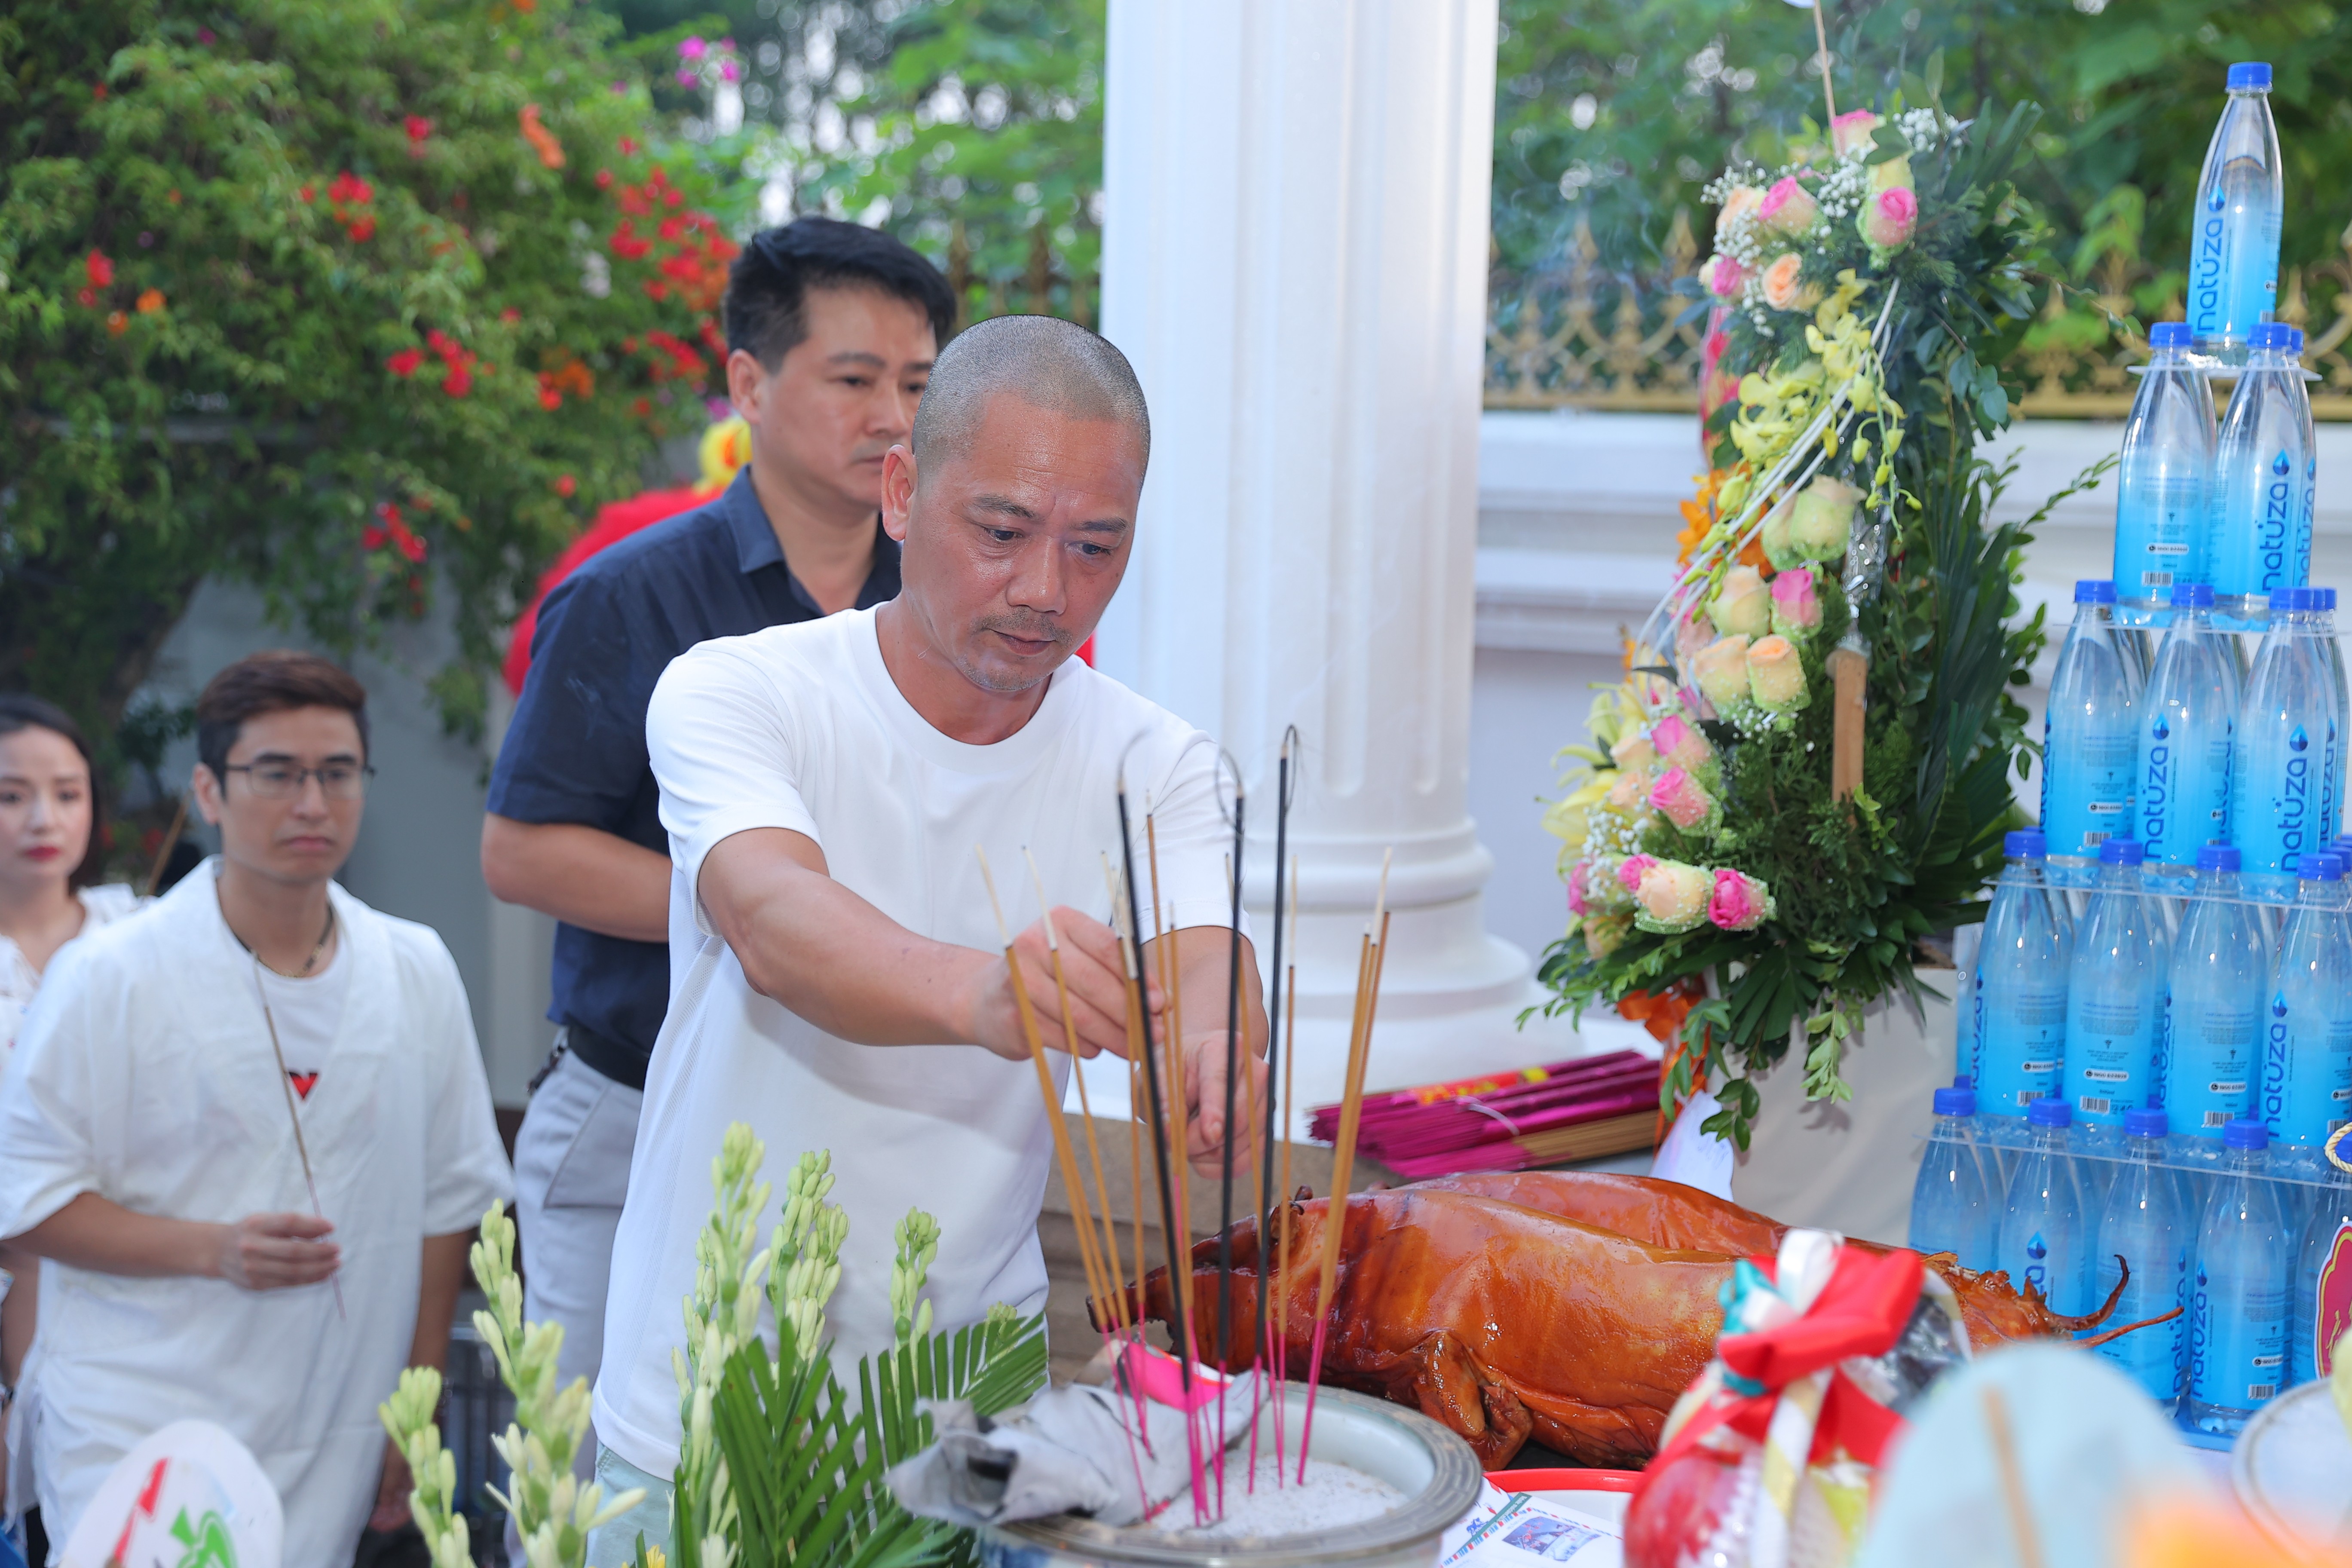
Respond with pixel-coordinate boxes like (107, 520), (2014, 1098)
(222, 761), (376, 799)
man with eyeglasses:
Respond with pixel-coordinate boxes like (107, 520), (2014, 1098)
(0, 651), (511, 1568)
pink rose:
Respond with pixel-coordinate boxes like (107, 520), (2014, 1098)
(1770, 568), (1822, 635)
(1607, 766), (1651, 813)
(1708, 867), (1776, 931)
(1860, 185), (1918, 251)
(1567, 860), (1592, 917)
(1703, 253), (1749, 300)
(1617, 854), (1657, 895)
(1831, 110), (1882, 157)
(1758, 176), (1818, 236)
(1648, 766), (1721, 834)
(1635, 860), (1714, 934)
(1650, 713), (1715, 775)
(1700, 314), (1738, 425)
(1760, 252), (1812, 312)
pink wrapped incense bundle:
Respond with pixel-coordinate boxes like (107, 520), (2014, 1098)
(1308, 1049), (1654, 1144)
(1373, 1084), (1662, 1179)
(1354, 1063), (1660, 1170)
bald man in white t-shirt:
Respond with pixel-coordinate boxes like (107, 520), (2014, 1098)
(589, 315), (1267, 1558)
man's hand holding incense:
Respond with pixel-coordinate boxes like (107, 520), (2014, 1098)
(1176, 1028), (1271, 1180)
(974, 906), (1149, 1064)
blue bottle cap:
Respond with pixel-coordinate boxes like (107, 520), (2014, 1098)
(2318, 587), (2337, 610)
(1953, 1074), (1972, 1090)
(2099, 837), (2145, 866)
(2197, 843), (2243, 873)
(2224, 1118), (2269, 1150)
(2004, 829), (2049, 858)
(2269, 585), (2319, 611)
(2298, 853), (2344, 881)
(2291, 326), (2307, 354)
(1934, 1087), (1977, 1117)
(2027, 1097), (2072, 1130)
(2227, 62), (2273, 91)
(2252, 322), (2295, 351)
(2327, 852), (2350, 879)
(2074, 579), (2118, 604)
(2148, 321), (2193, 350)
(2170, 582), (2217, 608)
(2336, 833), (2352, 853)
(2124, 1107), (2169, 1138)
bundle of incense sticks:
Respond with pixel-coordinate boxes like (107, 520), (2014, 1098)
(1305, 1049), (1660, 1179)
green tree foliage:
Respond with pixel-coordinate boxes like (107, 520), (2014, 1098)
(1494, 0), (2352, 303)
(0, 1), (738, 739)
(591, 0), (1103, 323)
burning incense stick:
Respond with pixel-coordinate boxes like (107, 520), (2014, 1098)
(1252, 731), (1297, 1485)
(251, 958), (346, 1321)
(1298, 851), (1391, 1480)
(975, 849), (1115, 1323)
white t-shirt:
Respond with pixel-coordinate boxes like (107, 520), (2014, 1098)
(253, 932), (352, 1103)
(594, 607), (1240, 1476)
(0, 884), (141, 1053)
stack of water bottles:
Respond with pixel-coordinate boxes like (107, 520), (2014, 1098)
(1923, 834), (2352, 1448)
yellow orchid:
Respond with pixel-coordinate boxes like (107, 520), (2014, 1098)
(1813, 269), (1868, 332)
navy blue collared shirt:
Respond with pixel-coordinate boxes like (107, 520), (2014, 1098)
(486, 468), (901, 1087)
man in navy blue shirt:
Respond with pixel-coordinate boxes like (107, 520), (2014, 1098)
(480, 217), (953, 1478)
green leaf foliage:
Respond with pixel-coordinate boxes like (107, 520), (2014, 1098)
(0, 0), (738, 741)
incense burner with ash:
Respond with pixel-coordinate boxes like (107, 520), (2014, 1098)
(978, 1384), (1482, 1568)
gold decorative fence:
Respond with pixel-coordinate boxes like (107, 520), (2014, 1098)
(1485, 210), (2352, 419)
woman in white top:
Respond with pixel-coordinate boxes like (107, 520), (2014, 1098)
(0, 695), (141, 1529)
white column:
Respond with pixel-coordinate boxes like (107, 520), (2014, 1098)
(1093, 0), (1590, 1129)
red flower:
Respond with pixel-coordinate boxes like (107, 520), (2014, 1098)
(361, 524), (386, 550)
(621, 337), (638, 353)
(405, 116), (432, 145)
(554, 475), (577, 497)
(631, 396), (651, 417)
(539, 387), (563, 411)
(346, 215), (375, 242)
(426, 329), (454, 353)
(443, 364), (473, 398)
(609, 222), (653, 261)
(388, 348), (425, 377)
(76, 287), (96, 307)
(298, 184), (315, 203)
(395, 524), (427, 564)
(500, 307), (521, 324)
(619, 136), (639, 155)
(658, 216), (685, 242)
(663, 188), (683, 208)
(328, 172), (373, 205)
(595, 168), (615, 190)
(644, 279), (669, 301)
(85, 249), (114, 288)
(92, 83), (107, 101)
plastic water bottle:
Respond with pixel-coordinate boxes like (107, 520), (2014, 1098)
(2139, 583), (2240, 869)
(2212, 325), (2312, 618)
(1976, 830), (2074, 1127)
(2169, 845), (2269, 1150)
(2092, 1107), (2189, 1401)
(1998, 1097), (2091, 1316)
(2286, 330), (2319, 589)
(2186, 1118), (2291, 1436)
(2043, 581), (2143, 881)
(2113, 322), (2218, 615)
(2263, 852), (2352, 1179)
(2186, 62), (2284, 364)
(2063, 838), (2172, 1147)
(2234, 587), (2336, 897)
(2292, 1161), (2352, 1388)
(1910, 1085), (1994, 1269)
(2317, 587), (2347, 845)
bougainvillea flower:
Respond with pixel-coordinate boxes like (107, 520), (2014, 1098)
(85, 250), (114, 288)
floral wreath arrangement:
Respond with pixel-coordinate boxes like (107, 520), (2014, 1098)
(383, 1124), (1044, 1568)
(1535, 60), (2108, 1150)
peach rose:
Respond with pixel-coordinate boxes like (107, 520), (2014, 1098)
(1715, 185), (1763, 237)
(1611, 731), (1660, 775)
(1634, 859), (1714, 934)
(1708, 565), (1771, 638)
(1831, 110), (1882, 157)
(1761, 252), (1813, 312)
(1691, 634), (1753, 711)
(1746, 634), (1809, 712)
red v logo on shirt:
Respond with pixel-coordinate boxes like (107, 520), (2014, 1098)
(288, 1071), (320, 1101)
